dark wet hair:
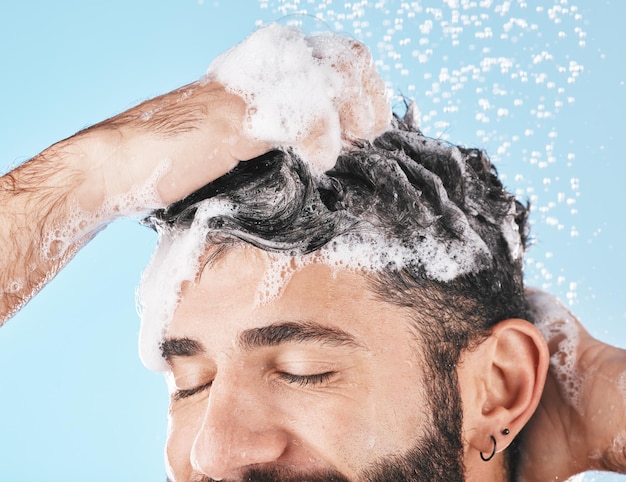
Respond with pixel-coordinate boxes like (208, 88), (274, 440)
(146, 115), (531, 478)
(148, 114), (530, 338)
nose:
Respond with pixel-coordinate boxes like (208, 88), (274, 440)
(190, 376), (289, 480)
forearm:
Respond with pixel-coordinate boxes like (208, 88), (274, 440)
(0, 139), (100, 323)
(0, 28), (392, 323)
(0, 81), (255, 323)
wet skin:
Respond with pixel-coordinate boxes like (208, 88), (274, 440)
(162, 247), (438, 481)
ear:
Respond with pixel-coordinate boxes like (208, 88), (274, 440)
(459, 319), (549, 459)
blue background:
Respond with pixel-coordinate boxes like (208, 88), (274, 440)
(0, 1), (624, 480)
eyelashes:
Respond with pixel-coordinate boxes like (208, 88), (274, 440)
(173, 381), (213, 401)
(173, 371), (337, 400)
(277, 371), (336, 387)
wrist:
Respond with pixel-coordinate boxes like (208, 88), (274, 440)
(579, 341), (626, 472)
(62, 130), (118, 213)
(69, 127), (165, 217)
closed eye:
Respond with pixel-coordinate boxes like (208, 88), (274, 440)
(173, 381), (213, 401)
(278, 371), (336, 387)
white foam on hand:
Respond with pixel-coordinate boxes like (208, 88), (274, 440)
(205, 23), (391, 172)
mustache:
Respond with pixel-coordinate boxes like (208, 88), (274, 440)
(187, 466), (350, 482)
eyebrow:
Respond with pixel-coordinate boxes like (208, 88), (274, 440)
(238, 321), (364, 351)
(160, 321), (364, 361)
(160, 337), (204, 361)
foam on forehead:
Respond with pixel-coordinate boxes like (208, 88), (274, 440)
(137, 199), (235, 371)
(137, 139), (523, 371)
(137, 136), (525, 370)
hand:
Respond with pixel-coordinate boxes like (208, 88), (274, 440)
(517, 289), (626, 481)
(71, 80), (270, 211)
(0, 23), (392, 322)
(206, 24), (391, 173)
(78, 26), (392, 212)
(304, 33), (391, 156)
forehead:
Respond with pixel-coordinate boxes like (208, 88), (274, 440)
(167, 246), (419, 347)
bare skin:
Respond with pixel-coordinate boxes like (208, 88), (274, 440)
(0, 35), (389, 325)
(1, 32), (625, 480)
(0, 84), (250, 320)
(0, 82), (259, 322)
(163, 247), (547, 482)
(518, 290), (626, 481)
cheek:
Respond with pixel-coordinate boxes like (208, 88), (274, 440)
(279, 393), (377, 475)
(165, 405), (203, 482)
(337, 376), (428, 468)
(276, 386), (425, 476)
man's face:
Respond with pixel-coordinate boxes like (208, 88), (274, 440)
(163, 247), (465, 481)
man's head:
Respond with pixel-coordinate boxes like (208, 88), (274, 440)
(142, 116), (549, 481)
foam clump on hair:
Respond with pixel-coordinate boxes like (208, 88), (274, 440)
(205, 23), (390, 172)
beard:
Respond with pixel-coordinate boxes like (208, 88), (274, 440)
(186, 426), (465, 482)
(186, 376), (466, 482)
(189, 466), (349, 482)
(183, 352), (466, 482)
